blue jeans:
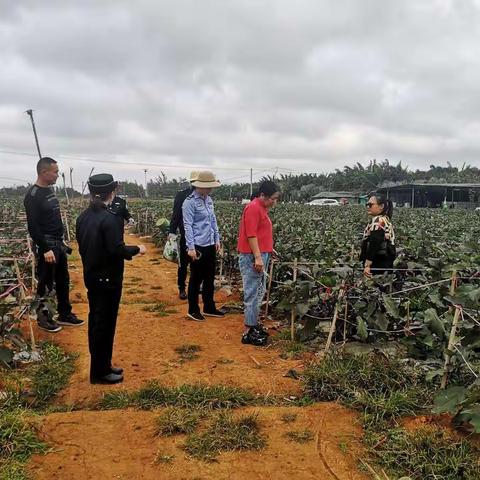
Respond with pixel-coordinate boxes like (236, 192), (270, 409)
(238, 253), (270, 327)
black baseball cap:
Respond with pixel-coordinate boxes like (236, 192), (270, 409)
(88, 173), (118, 194)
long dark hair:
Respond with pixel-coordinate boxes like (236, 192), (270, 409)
(370, 193), (393, 219)
(251, 181), (280, 200)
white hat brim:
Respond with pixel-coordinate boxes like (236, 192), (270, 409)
(191, 180), (221, 188)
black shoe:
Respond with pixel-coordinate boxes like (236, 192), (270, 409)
(37, 319), (62, 333)
(57, 313), (84, 326)
(37, 309), (62, 333)
(110, 366), (123, 375)
(203, 308), (225, 318)
(90, 373), (124, 384)
(241, 327), (268, 346)
(187, 312), (205, 322)
(179, 289), (187, 300)
(252, 324), (269, 337)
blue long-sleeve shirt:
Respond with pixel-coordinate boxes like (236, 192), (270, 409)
(182, 191), (220, 250)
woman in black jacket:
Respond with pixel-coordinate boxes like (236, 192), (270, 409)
(360, 194), (396, 277)
(76, 174), (146, 384)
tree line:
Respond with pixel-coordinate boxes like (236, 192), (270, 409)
(2, 160), (479, 201)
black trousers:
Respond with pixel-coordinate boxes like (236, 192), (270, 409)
(36, 243), (72, 318)
(87, 285), (122, 380)
(370, 257), (394, 275)
(177, 235), (189, 290)
(188, 245), (216, 314)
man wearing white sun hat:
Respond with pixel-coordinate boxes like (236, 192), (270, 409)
(182, 170), (225, 321)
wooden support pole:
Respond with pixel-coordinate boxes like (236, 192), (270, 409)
(26, 235), (36, 291)
(325, 282), (346, 354)
(290, 258), (298, 341)
(342, 295), (349, 347)
(13, 259), (36, 350)
(441, 305), (461, 389)
(63, 212), (71, 242)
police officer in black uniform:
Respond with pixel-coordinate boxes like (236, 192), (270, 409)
(24, 156), (83, 332)
(109, 188), (135, 231)
(76, 173), (146, 384)
(168, 171), (199, 299)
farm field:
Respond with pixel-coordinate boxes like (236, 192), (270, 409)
(1, 198), (480, 479)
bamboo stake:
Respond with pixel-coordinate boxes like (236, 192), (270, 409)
(325, 282), (346, 354)
(290, 258), (298, 341)
(342, 295), (349, 348)
(264, 259), (275, 319)
(26, 235), (36, 291)
(441, 305), (461, 389)
(450, 269), (457, 295)
(13, 259), (36, 350)
(63, 212), (71, 242)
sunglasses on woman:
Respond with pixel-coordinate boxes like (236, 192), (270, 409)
(366, 202), (378, 208)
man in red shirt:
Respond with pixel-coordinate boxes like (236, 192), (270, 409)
(237, 181), (280, 346)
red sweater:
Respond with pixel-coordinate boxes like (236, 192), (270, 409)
(237, 198), (273, 253)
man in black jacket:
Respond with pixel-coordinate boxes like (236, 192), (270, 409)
(109, 189), (135, 231)
(24, 157), (83, 332)
(168, 171), (199, 299)
(76, 173), (146, 384)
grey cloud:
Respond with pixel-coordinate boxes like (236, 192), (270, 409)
(1, 0), (480, 188)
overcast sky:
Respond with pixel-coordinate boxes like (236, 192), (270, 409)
(1, 0), (480, 189)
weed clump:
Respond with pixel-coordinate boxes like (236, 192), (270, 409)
(280, 412), (297, 423)
(156, 407), (204, 436)
(30, 342), (77, 408)
(284, 429), (314, 444)
(303, 353), (433, 428)
(142, 302), (176, 316)
(183, 412), (266, 461)
(0, 408), (47, 479)
(101, 382), (257, 410)
(174, 344), (202, 362)
(368, 426), (480, 480)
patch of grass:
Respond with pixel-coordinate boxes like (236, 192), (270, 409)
(302, 353), (434, 428)
(154, 452), (175, 464)
(174, 344), (202, 362)
(273, 331), (309, 359)
(30, 342), (77, 408)
(0, 459), (30, 480)
(284, 429), (314, 444)
(279, 340), (308, 360)
(367, 426), (480, 480)
(150, 286), (162, 290)
(130, 276), (143, 282)
(0, 409), (46, 461)
(156, 407), (204, 436)
(301, 354), (478, 479)
(280, 412), (297, 423)
(183, 412), (266, 461)
(142, 302), (177, 316)
(338, 441), (348, 454)
(0, 408), (47, 479)
(100, 382), (258, 410)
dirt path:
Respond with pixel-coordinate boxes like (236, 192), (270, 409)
(28, 234), (369, 479)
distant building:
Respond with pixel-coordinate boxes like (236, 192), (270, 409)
(312, 191), (364, 205)
(376, 182), (480, 209)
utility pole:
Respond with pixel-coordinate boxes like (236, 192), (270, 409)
(25, 109), (42, 159)
(250, 168), (253, 198)
(144, 169), (148, 198)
